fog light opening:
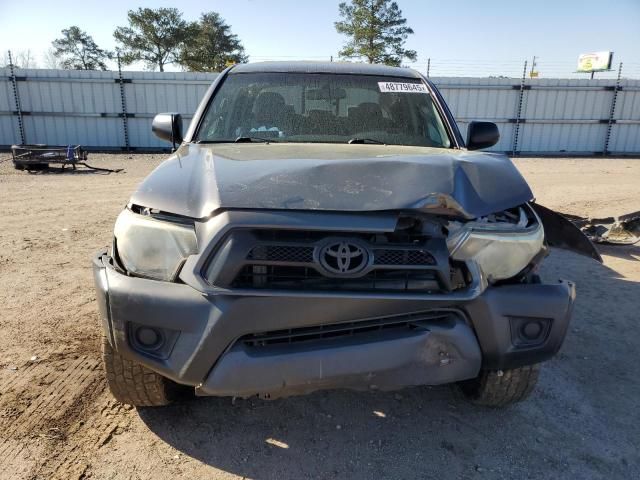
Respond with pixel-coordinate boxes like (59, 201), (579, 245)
(521, 321), (543, 341)
(135, 327), (164, 350)
(509, 316), (552, 348)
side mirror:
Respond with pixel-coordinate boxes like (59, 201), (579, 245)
(152, 113), (183, 148)
(466, 121), (499, 150)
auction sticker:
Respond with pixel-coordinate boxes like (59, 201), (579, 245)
(378, 82), (429, 93)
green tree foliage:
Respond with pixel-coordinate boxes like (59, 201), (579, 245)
(114, 8), (195, 72)
(335, 0), (417, 66)
(179, 12), (248, 72)
(52, 27), (110, 70)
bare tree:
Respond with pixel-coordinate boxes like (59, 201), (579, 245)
(3, 49), (38, 68)
(42, 48), (62, 69)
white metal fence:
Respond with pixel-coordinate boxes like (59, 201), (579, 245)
(0, 69), (216, 149)
(2, 68), (639, 154)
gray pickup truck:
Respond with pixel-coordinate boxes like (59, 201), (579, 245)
(93, 62), (600, 408)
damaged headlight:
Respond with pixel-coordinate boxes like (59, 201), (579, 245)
(113, 208), (198, 281)
(447, 206), (544, 282)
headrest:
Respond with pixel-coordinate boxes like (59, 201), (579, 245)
(255, 92), (285, 112)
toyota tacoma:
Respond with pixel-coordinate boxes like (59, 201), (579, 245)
(93, 62), (601, 407)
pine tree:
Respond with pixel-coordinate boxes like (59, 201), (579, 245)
(335, 0), (417, 66)
(114, 8), (194, 72)
(52, 27), (110, 70)
(179, 12), (248, 72)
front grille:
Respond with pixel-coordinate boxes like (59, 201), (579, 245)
(240, 311), (454, 348)
(232, 265), (442, 292)
(373, 248), (435, 266)
(204, 227), (459, 293)
(247, 245), (314, 263)
(246, 245), (435, 267)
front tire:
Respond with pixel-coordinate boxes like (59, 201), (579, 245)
(458, 364), (540, 407)
(102, 336), (180, 407)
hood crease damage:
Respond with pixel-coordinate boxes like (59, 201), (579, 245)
(131, 144), (534, 219)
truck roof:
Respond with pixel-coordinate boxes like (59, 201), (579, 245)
(229, 61), (422, 79)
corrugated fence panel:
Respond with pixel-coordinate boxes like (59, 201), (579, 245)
(0, 68), (17, 144)
(1, 69), (639, 154)
(434, 77), (519, 152)
(518, 123), (606, 153)
(123, 71), (216, 148)
(609, 80), (640, 153)
(433, 77), (640, 154)
(518, 79), (612, 153)
(10, 68), (124, 146)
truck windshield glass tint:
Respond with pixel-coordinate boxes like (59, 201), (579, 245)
(196, 73), (452, 148)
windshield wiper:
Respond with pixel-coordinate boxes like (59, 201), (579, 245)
(235, 136), (275, 143)
(347, 137), (386, 145)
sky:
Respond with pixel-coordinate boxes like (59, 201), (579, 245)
(1, 0), (639, 77)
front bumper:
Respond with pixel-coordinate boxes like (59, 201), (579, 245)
(93, 251), (575, 398)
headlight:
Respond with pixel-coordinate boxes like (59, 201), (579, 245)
(114, 208), (198, 281)
(447, 206), (544, 282)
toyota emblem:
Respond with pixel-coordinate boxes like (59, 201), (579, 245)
(319, 240), (369, 275)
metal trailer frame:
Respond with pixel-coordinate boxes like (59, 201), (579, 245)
(11, 144), (88, 171)
(10, 144), (121, 173)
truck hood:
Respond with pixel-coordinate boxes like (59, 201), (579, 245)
(130, 143), (533, 219)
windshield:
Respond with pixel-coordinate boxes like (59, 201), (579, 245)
(195, 72), (452, 148)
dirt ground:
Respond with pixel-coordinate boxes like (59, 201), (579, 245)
(0, 154), (638, 480)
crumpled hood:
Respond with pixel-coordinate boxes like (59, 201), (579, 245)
(130, 143), (533, 219)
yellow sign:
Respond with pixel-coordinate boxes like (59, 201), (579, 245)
(577, 51), (613, 72)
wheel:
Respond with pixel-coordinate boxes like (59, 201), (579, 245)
(102, 336), (182, 407)
(458, 364), (540, 407)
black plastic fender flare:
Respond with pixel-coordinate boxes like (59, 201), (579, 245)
(530, 203), (603, 263)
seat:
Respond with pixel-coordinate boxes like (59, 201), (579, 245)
(306, 109), (339, 134)
(348, 102), (388, 133)
(254, 92), (287, 127)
